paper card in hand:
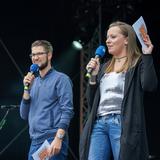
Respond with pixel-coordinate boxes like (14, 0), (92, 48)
(132, 16), (148, 49)
(32, 140), (50, 160)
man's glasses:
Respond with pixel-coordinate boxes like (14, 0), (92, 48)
(29, 52), (48, 58)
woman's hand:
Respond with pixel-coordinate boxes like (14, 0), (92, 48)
(141, 34), (154, 54)
(86, 58), (100, 76)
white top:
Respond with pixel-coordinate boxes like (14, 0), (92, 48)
(97, 72), (126, 116)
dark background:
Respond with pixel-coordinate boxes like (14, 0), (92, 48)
(0, 0), (160, 160)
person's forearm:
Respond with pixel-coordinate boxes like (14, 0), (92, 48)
(20, 98), (30, 120)
(141, 54), (158, 91)
(55, 128), (65, 140)
(89, 75), (97, 85)
(23, 90), (30, 100)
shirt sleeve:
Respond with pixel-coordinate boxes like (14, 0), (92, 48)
(56, 74), (74, 130)
(140, 54), (158, 92)
(20, 98), (30, 120)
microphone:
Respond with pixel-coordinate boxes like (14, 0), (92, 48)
(0, 105), (19, 109)
(85, 45), (106, 78)
(24, 64), (39, 90)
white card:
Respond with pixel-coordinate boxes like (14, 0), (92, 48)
(132, 16), (148, 49)
(32, 140), (50, 160)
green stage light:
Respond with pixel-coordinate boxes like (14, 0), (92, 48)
(72, 40), (83, 50)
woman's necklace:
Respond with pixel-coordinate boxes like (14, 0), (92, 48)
(114, 56), (127, 62)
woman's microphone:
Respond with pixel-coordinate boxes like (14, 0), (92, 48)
(85, 45), (106, 78)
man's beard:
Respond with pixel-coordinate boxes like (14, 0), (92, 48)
(39, 60), (48, 70)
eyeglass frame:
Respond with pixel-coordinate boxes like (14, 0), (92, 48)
(29, 51), (48, 58)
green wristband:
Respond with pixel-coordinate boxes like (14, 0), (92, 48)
(24, 85), (29, 91)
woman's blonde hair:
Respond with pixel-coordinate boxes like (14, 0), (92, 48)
(106, 21), (141, 73)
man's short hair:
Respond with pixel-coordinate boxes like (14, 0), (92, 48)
(31, 40), (53, 53)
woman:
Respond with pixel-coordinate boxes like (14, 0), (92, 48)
(79, 21), (158, 160)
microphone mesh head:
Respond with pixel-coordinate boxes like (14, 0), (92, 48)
(95, 45), (106, 57)
(30, 64), (39, 73)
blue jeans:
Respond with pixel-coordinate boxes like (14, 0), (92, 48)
(28, 137), (68, 160)
(88, 114), (121, 160)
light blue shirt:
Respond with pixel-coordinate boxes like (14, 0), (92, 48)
(20, 68), (74, 142)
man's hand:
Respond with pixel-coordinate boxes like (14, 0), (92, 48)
(47, 129), (65, 157)
(47, 137), (62, 156)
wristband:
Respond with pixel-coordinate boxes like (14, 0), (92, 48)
(24, 85), (29, 90)
(89, 76), (96, 85)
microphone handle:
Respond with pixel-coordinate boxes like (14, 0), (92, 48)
(24, 83), (30, 90)
(85, 68), (93, 78)
(85, 55), (100, 78)
(24, 71), (33, 90)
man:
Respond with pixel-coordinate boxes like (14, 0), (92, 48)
(20, 40), (74, 160)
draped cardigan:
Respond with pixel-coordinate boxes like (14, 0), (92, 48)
(79, 54), (158, 160)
